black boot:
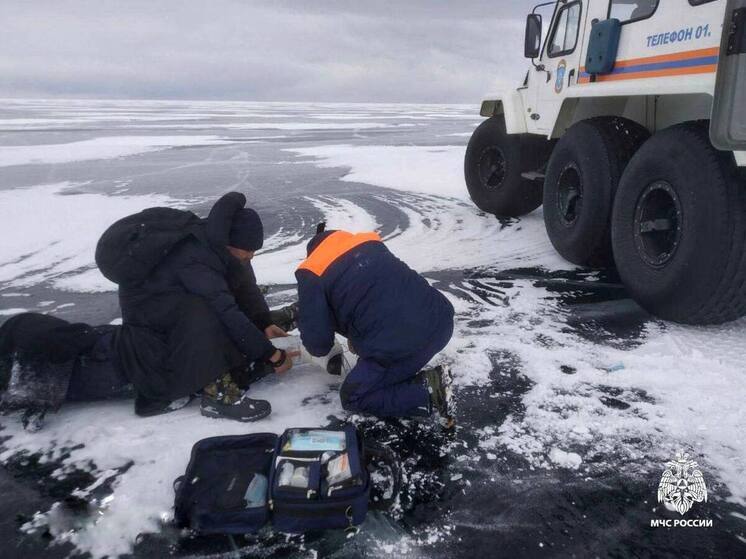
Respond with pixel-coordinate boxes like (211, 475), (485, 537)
(200, 394), (272, 422)
(269, 302), (300, 332)
(200, 373), (271, 422)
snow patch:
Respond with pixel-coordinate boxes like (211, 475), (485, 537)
(285, 144), (468, 199)
(0, 308), (27, 316)
(0, 364), (347, 558)
(255, 195), (383, 284)
(0, 182), (179, 292)
(549, 448), (583, 470)
(253, 192), (571, 285)
(449, 276), (746, 505)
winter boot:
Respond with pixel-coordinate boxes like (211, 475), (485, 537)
(326, 350), (347, 377)
(419, 365), (454, 429)
(269, 302), (300, 333)
(200, 372), (271, 422)
(0, 353), (76, 431)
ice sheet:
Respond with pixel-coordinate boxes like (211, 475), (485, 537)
(285, 144), (469, 199)
(1, 100), (744, 558)
(0, 308), (27, 316)
(0, 136), (227, 167)
(253, 193), (570, 285)
(454, 278), (746, 505)
(0, 182), (178, 292)
(0, 365), (345, 558)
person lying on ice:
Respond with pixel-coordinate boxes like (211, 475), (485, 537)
(0, 304), (301, 431)
(295, 224), (455, 424)
(108, 192), (298, 422)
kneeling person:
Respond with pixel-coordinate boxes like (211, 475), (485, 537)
(103, 192), (296, 422)
(295, 226), (454, 423)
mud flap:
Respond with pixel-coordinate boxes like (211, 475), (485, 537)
(711, 0), (746, 150)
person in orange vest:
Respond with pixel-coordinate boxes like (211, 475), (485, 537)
(295, 224), (454, 424)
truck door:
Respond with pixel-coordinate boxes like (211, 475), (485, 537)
(531, 0), (589, 135)
(711, 0), (746, 150)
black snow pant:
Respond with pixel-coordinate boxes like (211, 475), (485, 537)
(116, 295), (255, 411)
(67, 328), (132, 402)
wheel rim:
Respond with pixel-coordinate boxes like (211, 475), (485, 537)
(634, 181), (682, 268)
(557, 163), (582, 226)
(477, 147), (506, 190)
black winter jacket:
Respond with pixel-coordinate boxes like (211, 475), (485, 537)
(115, 193), (275, 402)
(119, 227), (275, 362)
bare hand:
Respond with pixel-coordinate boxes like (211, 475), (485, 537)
(265, 325), (288, 339)
(270, 349), (300, 374)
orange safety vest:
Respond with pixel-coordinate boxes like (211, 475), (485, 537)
(297, 231), (381, 277)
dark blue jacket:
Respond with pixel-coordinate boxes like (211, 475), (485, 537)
(295, 231), (454, 363)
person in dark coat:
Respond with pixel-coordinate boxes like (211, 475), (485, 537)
(0, 297), (301, 431)
(116, 192), (296, 421)
(0, 312), (130, 431)
(295, 226), (454, 422)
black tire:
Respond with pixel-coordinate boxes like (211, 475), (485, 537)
(611, 122), (746, 325)
(543, 117), (650, 266)
(464, 117), (554, 217)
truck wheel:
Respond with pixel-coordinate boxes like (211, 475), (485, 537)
(464, 117), (553, 217)
(612, 122), (746, 325)
(543, 118), (649, 266)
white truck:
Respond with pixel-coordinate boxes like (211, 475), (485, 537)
(465, 0), (746, 325)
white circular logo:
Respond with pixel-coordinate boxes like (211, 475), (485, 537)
(657, 452), (708, 515)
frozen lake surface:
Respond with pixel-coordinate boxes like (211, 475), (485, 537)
(0, 99), (745, 558)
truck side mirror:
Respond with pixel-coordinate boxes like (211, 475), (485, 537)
(525, 14), (543, 59)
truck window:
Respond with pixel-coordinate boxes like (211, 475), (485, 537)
(548, 1), (582, 57)
(608, 0), (659, 23)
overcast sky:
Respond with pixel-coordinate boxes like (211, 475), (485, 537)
(0, 0), (536, 103)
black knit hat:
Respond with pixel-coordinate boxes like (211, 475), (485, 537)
(229, 208), (264, 251)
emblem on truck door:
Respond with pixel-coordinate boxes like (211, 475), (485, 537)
(555, 60), (567, 93)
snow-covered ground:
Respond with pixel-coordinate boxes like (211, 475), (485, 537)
(0, 99), (745, 558)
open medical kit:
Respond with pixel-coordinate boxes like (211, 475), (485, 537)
(173, 425), (397, 534)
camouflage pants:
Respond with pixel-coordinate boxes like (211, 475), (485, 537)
(203, 373), (245, 405)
